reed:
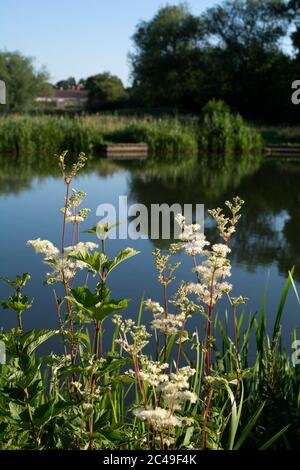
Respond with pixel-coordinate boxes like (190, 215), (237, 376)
(0, 107), (263, 161)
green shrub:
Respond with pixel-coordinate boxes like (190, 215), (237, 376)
(199, 100), (264, 156)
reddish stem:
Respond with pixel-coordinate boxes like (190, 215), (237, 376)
(163, 275), (168, 362)
(61, 182), (70, 255)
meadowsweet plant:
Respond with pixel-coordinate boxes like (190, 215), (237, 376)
(143, 197), (248, 448)
(0, 152), (298, 450)
(0, 273), (32, 334)
(174, 197), (244, 374)
(150, 248), (181, 362)
(115, 314), (198, 448)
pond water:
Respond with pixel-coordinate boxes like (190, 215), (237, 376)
(0, 155), (299, 353)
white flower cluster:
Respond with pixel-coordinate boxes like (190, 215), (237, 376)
(144, 298), (189, 336)
(59, 152), (87, 184)
(27, 239), (59, 257)
(144, 299), (164, 316)
(69, 189), (86, 208)
(158, 367), (198, 412)
(27, 239), (98, 284)
(133, 365), (197, 431)
(60, 189), (90, 224)
(208, 196), (244, 243)
(187, 242), (232, 307)
(174, 214), (210, 256)
(113, 316), (151, 356)
(151, 312), (187, 336)
(133, 407), (182, 431)
(65, 209), (91, 224)
(126, 359), (169, 387)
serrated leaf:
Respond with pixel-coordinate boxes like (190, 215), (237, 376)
(69, 251), (107, 274)
(20, 329), (58, 355)
(69, 286), (128, 321)
(1, 273), (31, 289)
(105, 248), (139, 276)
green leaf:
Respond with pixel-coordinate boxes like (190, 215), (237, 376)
(93, 299), (128, 322)
(137, 294), (144, 327)
(183, 426), (194, 447)
(69, 286), (98, 315)
(68, 286), (128, 321)
(1, 273), (31, 289)
(20, 329), (58, 355)
(8, 402), (25, 421)
(69, 251), (107, 274)
(34, 400), (76, 428)
(226, 381), (244, 450)
(233, 402), (265, 449)
(259, 424), (290, 450)
(272, 266), (295, 342)
(84, 222), (121, 238)
(105, 248), (139, 276)
(0, 294), (33, 313)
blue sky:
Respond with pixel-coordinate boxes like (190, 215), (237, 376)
(0, 0), (217, 85)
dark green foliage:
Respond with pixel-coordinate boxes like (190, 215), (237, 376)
(0, 51), (52, 110)
(0, 115), (103, 156)
(129, 0), (297, 123)
(104, 119), (198, 161)
(86, 72), (128, 111)
(198, 100), (264, 155)
(130, 4), (205, 110)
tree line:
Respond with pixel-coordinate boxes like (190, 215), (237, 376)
(2, 0), (300, 123)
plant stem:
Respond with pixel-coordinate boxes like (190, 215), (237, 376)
(176, 319), (186, 371)
(163, 276), (168, 362)
(201, 388), (213, 450)
(233, 304), (238, 352)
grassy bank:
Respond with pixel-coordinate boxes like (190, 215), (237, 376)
(0, 102), (264, 160)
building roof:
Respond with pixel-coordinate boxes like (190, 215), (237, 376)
(54, 89), (88, 100)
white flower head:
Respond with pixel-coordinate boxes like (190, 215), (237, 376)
(133, 407), (182, 431)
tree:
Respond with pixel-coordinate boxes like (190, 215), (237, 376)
(55, 76), (77, 89)
(0, 51), (52, 110)
(129, 1), (297, 121)
(78, 78), (87, 88)
(130, 4), (206, 110)
(202, 0), (292, 119)
(86, 72), (127, 110)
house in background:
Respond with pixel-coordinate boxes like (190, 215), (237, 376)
(36, 86), (88, 109)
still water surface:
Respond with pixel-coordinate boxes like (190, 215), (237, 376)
(0, 156), (299, 352)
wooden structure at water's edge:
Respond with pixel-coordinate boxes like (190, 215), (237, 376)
(265, 145), (300, 158)
(100, 143), (148, 160)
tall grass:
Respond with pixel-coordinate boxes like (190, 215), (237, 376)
(103, 119), (198, 161)
(0, 115), (102, 157)
(0, 106), (264, 161)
